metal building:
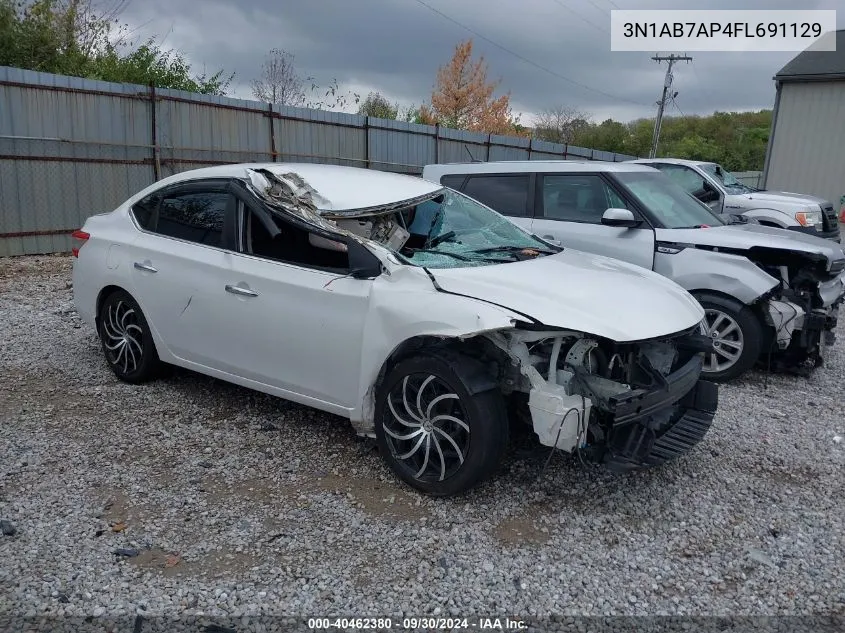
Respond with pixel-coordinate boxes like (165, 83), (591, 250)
(762, 29), (845, 212)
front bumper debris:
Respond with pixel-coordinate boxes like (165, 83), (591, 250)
(606, 355), (704, 426)
(603, 378), (719, 471)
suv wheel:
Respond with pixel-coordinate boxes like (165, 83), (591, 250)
(695, 293), (762, 382)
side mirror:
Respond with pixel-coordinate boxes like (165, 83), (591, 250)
(601, 208), (640, 228)
(346, 238), (383, 279)
(702, 180), (714, 192)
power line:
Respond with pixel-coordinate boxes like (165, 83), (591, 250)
(549, 0), (608, 34)
(410, 0), (650, 107)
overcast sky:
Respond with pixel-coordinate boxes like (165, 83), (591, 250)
(118, 0), (844, 123)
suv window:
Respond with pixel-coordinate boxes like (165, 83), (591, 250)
(651, 164), (709, 196)
(131, 193), (160, 230)
(461, 174), (530, 217)
(155, 190), (231, 246)
(440, 174), (466, 189)
(540, 174), (628, 223)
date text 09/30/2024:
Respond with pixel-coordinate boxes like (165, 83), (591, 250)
(307, 617), (528, 630)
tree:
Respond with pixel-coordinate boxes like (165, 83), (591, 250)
(533, 105), (591, 144)
(420, 39), (520, 135)
(250, 48), (306, 106)
(91, 38), (232, 94)
(357, 91), (398, 119)
(304, 77), (360, 111)
(0, 0), (232, 94)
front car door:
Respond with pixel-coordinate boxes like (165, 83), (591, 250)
(530, 173), (656, 270)
(211, 192), (373, 410)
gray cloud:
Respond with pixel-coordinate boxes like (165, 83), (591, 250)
(118, 0), (844, 123)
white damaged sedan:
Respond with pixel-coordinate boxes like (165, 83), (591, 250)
(72, 163), (719, 496)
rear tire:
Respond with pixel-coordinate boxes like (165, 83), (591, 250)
(374, 353), (508, 497)
(694, 292), (762, 382)
(97, 290), (159, 384)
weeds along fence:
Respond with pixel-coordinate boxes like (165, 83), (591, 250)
(0, 66), (638, 256)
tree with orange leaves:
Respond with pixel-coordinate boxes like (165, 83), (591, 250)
(419, 39), (522, 136)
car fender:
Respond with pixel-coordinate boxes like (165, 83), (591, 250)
(350, 266), (524, 434)
(734, 208), (800, 228)
(654, 248), (779, 305)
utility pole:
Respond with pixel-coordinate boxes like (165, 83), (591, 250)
(649, 54), (692, 158)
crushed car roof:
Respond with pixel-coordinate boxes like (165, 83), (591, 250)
(145, 162), (443, 212)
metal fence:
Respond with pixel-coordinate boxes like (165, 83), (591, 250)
(0, 66), (639, 256)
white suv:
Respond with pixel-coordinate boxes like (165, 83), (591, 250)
(422, 160), (845, 381)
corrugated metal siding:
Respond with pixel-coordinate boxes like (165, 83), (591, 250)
(765, 82), (845, 205)
(0, 66), (640, 256)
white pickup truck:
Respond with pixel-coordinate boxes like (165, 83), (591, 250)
(630, 158), (841, 243)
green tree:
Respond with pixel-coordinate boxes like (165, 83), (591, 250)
(0, 0), (232, 94)
(357, 91), (399, 119)
(561, 109), (772, 170)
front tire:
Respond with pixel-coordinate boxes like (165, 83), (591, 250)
(374, 353), (508, 497)
(695, 292), (763, 382)
(97, 290), (159, 384)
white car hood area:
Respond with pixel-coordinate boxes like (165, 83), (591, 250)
(656, 224), (845, 268)
(738, 190), (828, 206)
(427, 250), (705, 342)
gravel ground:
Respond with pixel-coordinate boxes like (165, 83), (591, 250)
(1, 255), (844, 630)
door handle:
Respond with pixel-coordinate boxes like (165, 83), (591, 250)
(542, 235), (562, 246)
(225, 284), (259, 297)
(133, 261), (158, 273)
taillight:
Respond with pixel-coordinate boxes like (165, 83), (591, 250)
(71, 230), (89, 257)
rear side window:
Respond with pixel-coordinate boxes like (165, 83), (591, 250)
(440, 174), (466, 189)
(461, 174), (530, 217)
(155, 191), (231, 246)
(131, 193), (159, 230)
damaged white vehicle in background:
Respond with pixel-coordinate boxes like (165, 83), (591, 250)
(72, 163), (719, 496)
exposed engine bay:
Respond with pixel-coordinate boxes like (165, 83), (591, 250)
(475, 327), (719, 470)
(747, 247), (845, 372)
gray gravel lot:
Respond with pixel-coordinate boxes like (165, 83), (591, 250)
(1, 255), (844, 625)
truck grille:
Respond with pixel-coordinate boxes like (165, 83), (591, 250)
(821, 203), (838, 232)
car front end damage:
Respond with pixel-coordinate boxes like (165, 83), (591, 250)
(750, 247), (845, 372)
(482, 325), (718, 470)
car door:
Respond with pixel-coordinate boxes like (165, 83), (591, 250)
(208, 193), (373, 408)
(531, 173), (656, 270)
(459, 173), (534, 233)
(126, 180), (238, 366)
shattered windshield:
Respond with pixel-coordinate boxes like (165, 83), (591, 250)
(699, 163), (756, 194)
(616, 171), (727, 229)
(393, 189), (556, 269)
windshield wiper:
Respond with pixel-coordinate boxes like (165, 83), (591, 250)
(471, 245), (558, 256)
(404, 248), (473, 262)
(404, 248), (515, 263)
(428, 230), (457, 248)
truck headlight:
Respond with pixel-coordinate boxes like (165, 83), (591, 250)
(795, 209), (823, 230)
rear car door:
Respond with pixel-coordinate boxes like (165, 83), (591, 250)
(458, 173), (534, 232)
(531, 173), (656, 269)
(126, 180), (238, 366)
